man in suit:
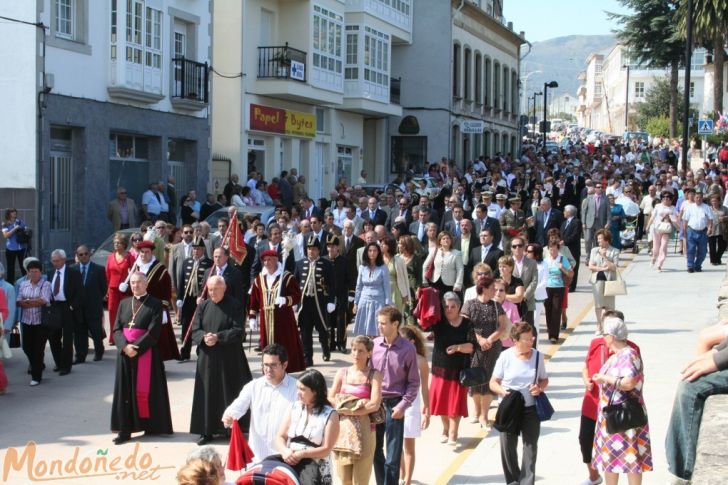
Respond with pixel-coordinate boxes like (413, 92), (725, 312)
(444, 205), (466, 238)
(206, 247), (245, 304)
(362, 197), (388, 227)
(510, 236), (539, 331)
(499, 197), (526, 255)
(48, 249), (83, 375)
(469, 228), (503, 281)
(300, 197), (322, 221)
(309, 215), (330, 253)
(582, 182), (610, 261)
(390, 196), (413, 229)
(251, 223), (296, 279)
(560, 205), (582, 292)
(170, 224), (195, 292)
(73, 245), (108, 363)
(439, 195), (461, 231)
(176, 237), (213, 361)
(356, 231), (378, 269)
(107, 187), (138, 231)
(409, 206), (430, 245)
(345, 206), (365, 236)
(473, 204), (503, 248)
(534, 197), (563, 247)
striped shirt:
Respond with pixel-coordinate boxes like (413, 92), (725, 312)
(17, 280), (51, 325)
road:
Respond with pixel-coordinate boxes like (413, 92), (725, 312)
(0, 245), (722, 484)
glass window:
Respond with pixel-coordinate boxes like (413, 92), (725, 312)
(316, 108), (325, 133)
(312, 5), (343, 76)
(634, 81), (644, 98)
(391, 136), (427, 175)
(56, 0), (74, 39)
(690, 81), (695, 98)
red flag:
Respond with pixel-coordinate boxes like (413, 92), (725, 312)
(224, 210), (248, 265)
(227, 420), (254, 471)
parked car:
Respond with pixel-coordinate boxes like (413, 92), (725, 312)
(359, 183), (400, 196)
(204, 205), (276, 229)
(90, 227), (139, 268)
(544, 141), (560, 154)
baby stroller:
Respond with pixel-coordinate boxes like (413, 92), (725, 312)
(620, 215), (639, 253)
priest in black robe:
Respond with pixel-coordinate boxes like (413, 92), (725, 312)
(190, 275), (252, 445)
(111, 271), (173, 445)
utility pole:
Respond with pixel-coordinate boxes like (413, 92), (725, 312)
(681, 0), (693, 172)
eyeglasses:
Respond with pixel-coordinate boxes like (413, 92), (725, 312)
(511, 244), (524, 248)
(476, 272), (488, 276)
(131, 238), (142, 242)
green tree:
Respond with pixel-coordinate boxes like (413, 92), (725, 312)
(609, 0), (684, 137)
(633, 76), (695, 129)
(645, 116), (671, 136)
(676, 0), (728, 119)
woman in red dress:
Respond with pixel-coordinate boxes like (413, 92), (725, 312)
(105, 233), (137, 345)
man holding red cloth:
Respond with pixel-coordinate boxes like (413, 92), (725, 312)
(111, 272), (173, 445)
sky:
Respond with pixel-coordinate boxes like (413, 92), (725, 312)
(503, 0), (633, 43)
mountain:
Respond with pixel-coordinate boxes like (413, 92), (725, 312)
(521, 35), (617, 104)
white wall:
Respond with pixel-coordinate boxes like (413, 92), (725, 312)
(0, 2), (37, 188)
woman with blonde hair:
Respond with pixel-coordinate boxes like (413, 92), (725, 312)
(176, 459), (221, 485)
(398, 325), (430, 485)
(105, 232), (136, 345)
(329, 336), (382, 485)
(588, 229), (620, 335)
(423, 231), (464, 296)
(463, 263), (493, 301)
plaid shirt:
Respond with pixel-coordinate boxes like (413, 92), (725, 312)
(17, 280), (51, 325)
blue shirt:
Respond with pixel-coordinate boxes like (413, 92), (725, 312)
(2, 220), (27, 251)
(545, 253), (571, 288)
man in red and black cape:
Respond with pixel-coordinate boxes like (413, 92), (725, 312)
(111, 271), (173, 445)
(132, 240), (180, 361)
(248, 249), (306, 372)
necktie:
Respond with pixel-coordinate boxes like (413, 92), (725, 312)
(53, 270), (61, 296)
(482, 247), (488, 262)
(544, 211), (549, 228)
(455, 223), (461, 237)
(346, 237), (351, 252)
(81, 265), (87, 285)
(418, 223), (424, 240)
(217, 267), (223, 276)
(595, 195), (601, 210)
(565, 219), (571, 229)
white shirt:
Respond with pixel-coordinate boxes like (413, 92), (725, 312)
(223, 374), (298, 462)
(51, 266), (67, 301)
(682, 202), (712, 230)
(493, 347), (548, 407)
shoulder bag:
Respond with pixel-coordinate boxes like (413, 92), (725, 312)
(559, 255), (573, 287)
(603, 377), (647, 434)
(9, 325), (21, 348)
(655, 212), (673, 234)
(603, 271), (627, 297)
(41, 283), (62, 332)
(366, 368), (386, 425)
(533, 351), (554, 421)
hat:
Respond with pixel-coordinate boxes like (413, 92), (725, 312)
(137, 240), (155, 250)
(603, 317), (628, 340)
(496, 194), (507, 201)
(305, 235), (320, 249)
(509, 197), (522, 204)
(191, 237), (206, 248)
(260, 249), (278, 260)
(482, 191), (493, 198)
(22, 257), (40, 271)
(326, 234), (340, 246)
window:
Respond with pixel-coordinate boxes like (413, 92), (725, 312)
(364, 27), (389, 88)
(464, 48), (471, 100)
(123, 0), (161, 68)
(594, 82), (602, 97)
(145, 6), (162, 68)
(691, 48), (705, 70)
(453, 44), (461, 97)
(56, 0), (74, 39)
(336, 146), (353, 187)
(474, 54), (482, 103)
(690, 81), (695, 98)
(345, 25), (358, 80)
(313, 5), (343, 76)
(109, 133), (150, 203)
(374, 0), (410, 16)
(484, 58), (491, 106)
(316, 108), (325, 133)
(595, 62), (602, 76)
(111, 0), (117, 59)
(634, 81), (645, 98)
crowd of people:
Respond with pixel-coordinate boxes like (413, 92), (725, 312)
(3, 136), (728, 485)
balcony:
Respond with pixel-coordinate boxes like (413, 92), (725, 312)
(390, 77), (401, 105)
(258, 45), (307, 82)
(170, 58), (209, 111)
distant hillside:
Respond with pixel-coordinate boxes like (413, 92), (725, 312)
(521, 35), (617, 101)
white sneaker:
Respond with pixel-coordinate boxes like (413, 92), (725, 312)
(29, 380), (40, 386)
(578, 477), (603, 485)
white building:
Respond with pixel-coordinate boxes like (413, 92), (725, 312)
(547, 93), (578, 121)
(577, 44), (706, 136)
(211, 0), (408, 200)
(388, 0), (525, 176)
(1, 0), (212, 255)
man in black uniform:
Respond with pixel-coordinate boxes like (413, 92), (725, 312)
(295, 235), (335, 366)
(176, 237), (213, 361)
(325, 234), (355, 353)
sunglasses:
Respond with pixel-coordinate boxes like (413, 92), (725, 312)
(511, 244), (524, 248)
(131, 238), (142, 242)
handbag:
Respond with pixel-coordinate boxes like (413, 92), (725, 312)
(655, 216), (672, 234)
(533, 351), (554, 421)
(459, 367), (488, 387)
(9, 325), (21, 348)
(603, 378), (647, 434)
(41, 285), (62, 331)
(603, 272), (627, 297)
(366, 369), (386, 425)
(559, 256), (573, 287)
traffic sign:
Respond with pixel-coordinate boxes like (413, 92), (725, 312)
(698, 119), (713, 135)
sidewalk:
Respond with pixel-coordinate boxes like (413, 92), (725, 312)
(443, 249), (722, 484)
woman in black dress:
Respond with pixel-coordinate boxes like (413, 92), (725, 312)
(460, 276), (509, 428)
(428, 292), (474, 445)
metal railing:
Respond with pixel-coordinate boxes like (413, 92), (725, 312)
(172, 57), (209, 103)
(258, 44), (307, 81)
(390, 77), (401, 105)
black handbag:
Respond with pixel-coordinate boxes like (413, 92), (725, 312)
(9, 325), (21, 348)
(459, 367), (487, 387)
(603, 378), (647, 434)
(41, 288), (62, 332)
(533, 351), (554, 421)
(15, 226), (32, 244)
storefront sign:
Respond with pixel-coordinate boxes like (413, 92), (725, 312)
(249, 104), (315, 138)
(460, 120), (485, 134)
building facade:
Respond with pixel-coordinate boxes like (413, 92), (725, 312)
(12, 0), (212, 257)
(388, 0), (525, 177)
(577, 44), (706, 136)
(211, 0), (408, 199)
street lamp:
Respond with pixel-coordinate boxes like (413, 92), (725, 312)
(543, 81), (558, 146)
(623, 64), (630, 134)
(529, 91), (542, 138)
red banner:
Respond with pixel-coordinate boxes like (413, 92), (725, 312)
(250, 104), (285, 134)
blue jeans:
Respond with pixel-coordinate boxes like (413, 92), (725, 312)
(374, 397), (405, 485)
(686, 228), (707, 270)
(665, 369), (728, 479)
